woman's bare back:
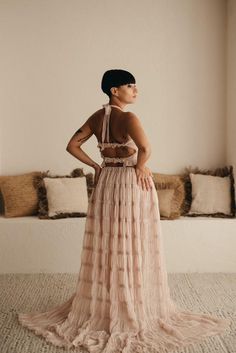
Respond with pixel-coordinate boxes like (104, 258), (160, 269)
(92, 106), (136, 159)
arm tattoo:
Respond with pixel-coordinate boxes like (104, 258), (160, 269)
(72, 128), (93, 144)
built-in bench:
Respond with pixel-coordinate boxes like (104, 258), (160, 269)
(0, 215), (235, 273)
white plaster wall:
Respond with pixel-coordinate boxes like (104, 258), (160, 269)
(227, 0), (236, 187)
(0, 0), (227, 176)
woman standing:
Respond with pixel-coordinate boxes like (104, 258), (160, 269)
(18, 69), (231, 352)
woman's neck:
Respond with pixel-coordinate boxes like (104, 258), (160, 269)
(108, 102), (125, 111)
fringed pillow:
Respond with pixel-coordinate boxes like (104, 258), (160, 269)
(152, 173), (185, 220)
(0, 171), (42, 217)
(182, 165), (235, 218)
(35, 168), (94, 219)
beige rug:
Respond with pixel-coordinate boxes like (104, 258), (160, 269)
(0, 273), (235, 353)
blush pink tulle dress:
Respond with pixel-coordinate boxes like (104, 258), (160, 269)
(18, 103), (232, 352)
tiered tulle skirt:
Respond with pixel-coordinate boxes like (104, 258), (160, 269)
(18, 166), (232, 352)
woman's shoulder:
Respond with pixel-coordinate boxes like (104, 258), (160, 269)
(88, 108), (103, 122)
(89, 107), (137, 126)
(123, 111), (141, 129)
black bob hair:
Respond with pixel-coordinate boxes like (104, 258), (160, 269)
(101, 69), (136, 98)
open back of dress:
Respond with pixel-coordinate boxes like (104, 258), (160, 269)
(97, 103), (138, 167)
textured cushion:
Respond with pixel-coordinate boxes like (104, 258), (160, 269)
(152, 173), (184, 219)
(188, 173), (231, 215)
(182, 165), (235, 218)
(44, 177), (88, 217)
(157, 189), (175, 218)
(35, 168), (94, 219)
(0, 171), (42, 217)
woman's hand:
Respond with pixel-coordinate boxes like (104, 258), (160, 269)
(135, 165), (153, 191)
(93, 165), (102, 187)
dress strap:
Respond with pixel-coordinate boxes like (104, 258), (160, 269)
(101, 103), (111, 143)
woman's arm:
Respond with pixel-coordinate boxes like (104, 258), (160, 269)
(66, 115), (100, 170)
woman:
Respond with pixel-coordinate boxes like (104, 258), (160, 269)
(18, 69), (231, 352)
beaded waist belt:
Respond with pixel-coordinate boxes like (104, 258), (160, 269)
(104, 162), (134, 167)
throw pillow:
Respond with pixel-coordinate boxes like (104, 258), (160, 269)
(44, 177), (88, 217)
(152, 173), (184, 219)
(157, 188), (175, 218)
(0, 171), (42, 217)
(188, 173), (231, 215)
(35, 168), (94, 219)
(182, 165), (235, 218)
